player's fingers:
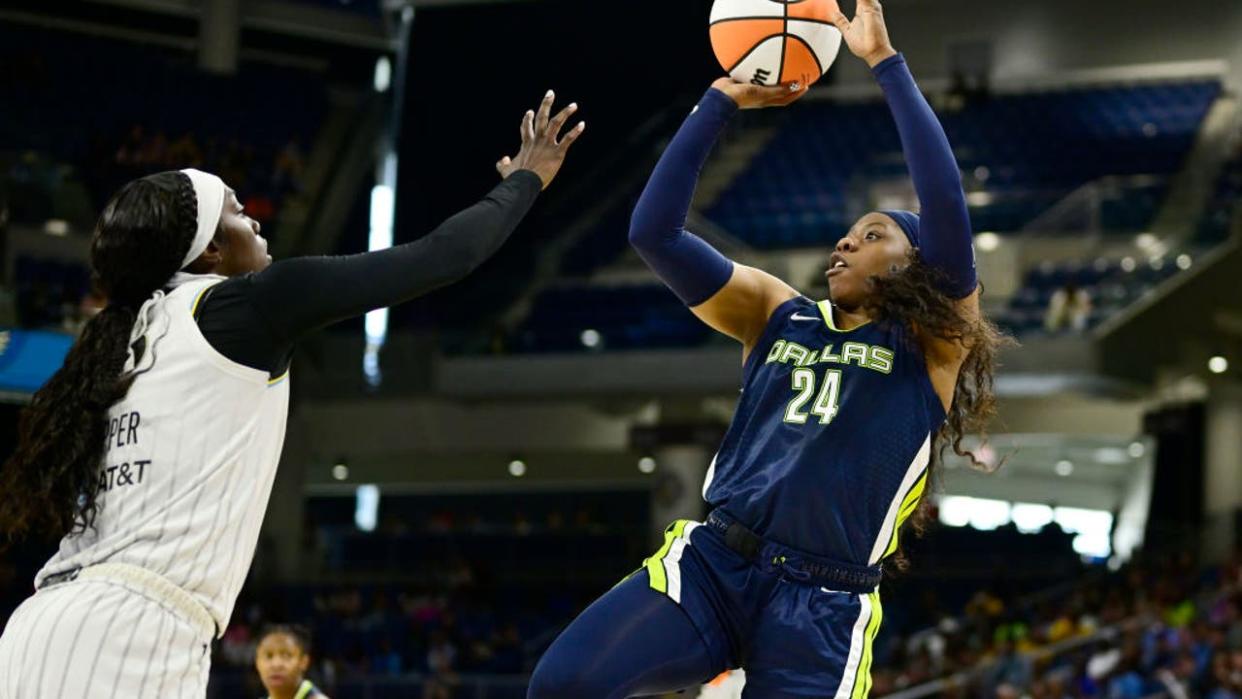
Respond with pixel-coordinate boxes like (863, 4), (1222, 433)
(747, 84), (792, 103)
(496, 156), (511, 174)
(536, 89), (555, 134)
(858, 0), (882, 14)
(830, 9), (851, 32)
(547, 102), (578, 142)
(775, 83), (809, 106)
(521, 110), (535, 144)
(557, 121), (586, 148)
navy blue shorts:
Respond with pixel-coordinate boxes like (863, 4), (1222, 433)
(644, 519), (884, 698)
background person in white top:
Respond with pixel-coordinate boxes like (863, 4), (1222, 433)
(0, 91), (583, 699)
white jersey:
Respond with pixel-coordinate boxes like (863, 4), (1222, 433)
(34, 276), (291, 634)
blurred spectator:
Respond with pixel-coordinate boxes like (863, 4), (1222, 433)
(139, 131), (169, 168)
(369, 637), (402, 676)
(273, 139), (307, 194)
(167, 132), (204, 169)
(980, 637), (1033, 696)
(114, 124), (146, 166)
(61, 287), (105, 335)
(424, 629), (459, 699)
(1044, 281), (1093, 333)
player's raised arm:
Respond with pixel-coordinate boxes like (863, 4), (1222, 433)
(833, 0), (979, 369)
(628, 79), (806, 358)
(833, 0), (976, 303)
(243, 91), (585, 344)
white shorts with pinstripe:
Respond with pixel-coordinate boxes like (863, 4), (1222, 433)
(0, 568), (213, 699)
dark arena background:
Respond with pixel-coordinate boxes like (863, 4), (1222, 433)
(2, 0), (1242, 697)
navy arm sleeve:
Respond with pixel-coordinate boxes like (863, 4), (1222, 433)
(874, 54), (977, 298)
(628, 88), (737, 307)
(195, 170), (543, 373)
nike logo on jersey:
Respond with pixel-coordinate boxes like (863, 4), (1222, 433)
(791, 313), (819, 322)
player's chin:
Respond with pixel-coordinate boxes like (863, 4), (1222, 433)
(263, 674), (292, 688)
(826, 273), (860, 306)
(824, 273), (854, 304)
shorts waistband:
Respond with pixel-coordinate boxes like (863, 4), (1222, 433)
(706, 509), (882, 594)
(40, 562), (217, 638)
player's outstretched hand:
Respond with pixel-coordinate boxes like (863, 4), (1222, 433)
(831, 0), (898, 68)
(711, 78), (809, 110)
(496, 90), (585, 189)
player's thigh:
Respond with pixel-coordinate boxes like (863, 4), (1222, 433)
(0, 580), (211, 699)
(742, 587), (880, 699)
(0, 591), (48, 699)
(528, 569), (725, 699)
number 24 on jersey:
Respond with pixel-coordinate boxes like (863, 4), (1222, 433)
(783, 368), (842, 425)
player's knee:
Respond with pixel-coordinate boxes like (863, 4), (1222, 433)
(527, 656), (608, 699)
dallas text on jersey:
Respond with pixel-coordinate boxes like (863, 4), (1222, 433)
(765, 339), (894, 374)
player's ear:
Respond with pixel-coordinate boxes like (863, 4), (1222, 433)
(183, 236), (223, 274)
(202, 236), (225, 264)
(298, 653), (311, 673)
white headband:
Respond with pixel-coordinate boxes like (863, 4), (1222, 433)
(179, 168), (226, 269)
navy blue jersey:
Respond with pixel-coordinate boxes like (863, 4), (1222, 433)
(705, 296), (946, 566)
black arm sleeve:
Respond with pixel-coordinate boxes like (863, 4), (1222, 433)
(195, 170), (542, 373)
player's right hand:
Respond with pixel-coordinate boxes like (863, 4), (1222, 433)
(711, 78), (809, 110)
(496, 90), (585, 189)
(831, 0), (898, 68)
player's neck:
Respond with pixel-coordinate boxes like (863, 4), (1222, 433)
(833, 305), (870, 331)
(267, 682), (302, 699)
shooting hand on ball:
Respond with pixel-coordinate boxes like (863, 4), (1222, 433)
(497, 90), (585, 189)
(711, 78), (809, 110)
(832, 0), (898, 68)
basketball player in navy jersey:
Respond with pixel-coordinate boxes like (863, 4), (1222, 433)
(528, 2), (1006, 698)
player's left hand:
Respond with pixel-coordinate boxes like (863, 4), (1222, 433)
(496, 90), (585, 189)
(832, 0), (898, 68)
(711, 78), (809, 109)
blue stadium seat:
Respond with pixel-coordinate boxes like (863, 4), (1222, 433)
(997, 254), (1187, 337)
(706, 80), (1219, 248)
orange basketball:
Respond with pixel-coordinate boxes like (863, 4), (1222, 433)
(709, 0), (844, 88)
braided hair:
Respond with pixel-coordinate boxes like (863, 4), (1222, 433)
(0, 171), (201, 546)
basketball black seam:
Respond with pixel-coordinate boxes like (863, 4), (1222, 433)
(724, 33), (824, 79)
(710, 16), (836, 28)
(786, 33), (825, 76)
(725, 33), (787, 74)
(779, 2), (788, 85)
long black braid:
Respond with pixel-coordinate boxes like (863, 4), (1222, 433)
(0, 172), (200, 546)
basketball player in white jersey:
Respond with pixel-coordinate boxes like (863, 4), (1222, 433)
(0, 91), (584, 698)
